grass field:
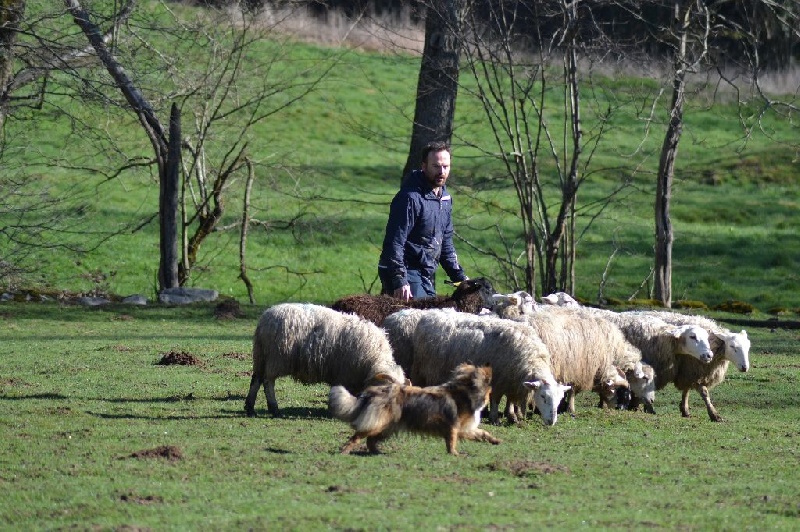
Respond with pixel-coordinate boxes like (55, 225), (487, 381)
(1, 301), (798, 529)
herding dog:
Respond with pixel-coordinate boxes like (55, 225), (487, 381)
(329, 363), (501, 456)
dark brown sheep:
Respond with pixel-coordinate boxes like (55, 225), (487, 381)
(330, 277), (496, 326)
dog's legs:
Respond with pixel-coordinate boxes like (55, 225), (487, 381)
(461, 428), (501, 446)
(340, 433), (365, 454)
(366, 435), (386, 454)
(445, 428), (460, 456)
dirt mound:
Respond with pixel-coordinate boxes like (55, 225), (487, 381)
(157, 351), (202, 366)
(128, 445), (183, 461)
(214, 299), (242, 320)
(487, 459), (570, 476)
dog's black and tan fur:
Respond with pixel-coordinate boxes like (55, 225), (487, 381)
(329, 363), (501, 455)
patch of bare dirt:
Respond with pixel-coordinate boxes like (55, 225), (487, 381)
(214, 299), (242, 320)
(119, 492), (164, 505)
(128, 445), (183, 462)
(222, 351), (249, 361)
(156, 351), (202, 366)
(111, 344), (134, 352)
(487, 459), (570, 476)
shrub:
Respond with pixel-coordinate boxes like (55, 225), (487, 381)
(673, 300), (708, 310)
(712, 300), (756, 314)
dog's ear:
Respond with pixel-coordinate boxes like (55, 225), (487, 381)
(368, 373), (398, 385)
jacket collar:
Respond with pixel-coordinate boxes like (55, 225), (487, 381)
(405, 169), (446, 199)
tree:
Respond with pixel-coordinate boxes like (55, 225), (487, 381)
(401, 0), (463, 182)
(653, 0), (709, 307)
(2, 0), (333, 296)
(458, 0), (629, 297)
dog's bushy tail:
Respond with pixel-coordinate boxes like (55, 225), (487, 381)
(329, 386), (359, 422)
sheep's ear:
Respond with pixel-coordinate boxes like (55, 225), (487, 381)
(561, 384), (572, 392)
(669, 325), (687, 338)
(523, 380), (543, 390)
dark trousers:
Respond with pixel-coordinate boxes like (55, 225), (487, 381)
(378, 268), (436, 299)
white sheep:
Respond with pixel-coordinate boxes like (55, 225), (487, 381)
(409, 311), (571, 425)
(631, 311), (750, 372)
(381, 308), (457, 375)
(626, 310), (751, 421)
(511, 307), (648, 415)
(587, 310), (715, 414)
(490, 291), (539, 318)
(540, 292), (580, 308)
(244, 303), (406, 417)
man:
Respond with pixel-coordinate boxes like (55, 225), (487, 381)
(378, 141), (468, 301)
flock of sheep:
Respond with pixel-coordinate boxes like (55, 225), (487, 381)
(244, 278), (751, 428)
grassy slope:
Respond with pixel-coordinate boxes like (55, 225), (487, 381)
(2, 4), (799, 313)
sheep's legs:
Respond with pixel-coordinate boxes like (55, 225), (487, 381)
(693, 385), (722, 422)
(488, 395), (502, 425)
(502, 399), (519, 424)
(264, 379), (280, 417)
(244, 376), (281, 417)
(244, 375), (261, 417)
(680, 386), (722, 421)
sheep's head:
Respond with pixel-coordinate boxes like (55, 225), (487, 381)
(719, 329), (750, 372)
(490, 291), (538, 318)
(626, 363), (656, 413)
(595, 366), (629, 408)
(672, 324), (714, 363)
(524, 378), (571, 426)
(448, 278), (496, 311)
(540, 292), (580, 308)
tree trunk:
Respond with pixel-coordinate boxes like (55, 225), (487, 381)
(654, 1), (693, 308)
(159, 103), (180, 289)
(0, 0), (26, 130)
(402, 0), (461, 182)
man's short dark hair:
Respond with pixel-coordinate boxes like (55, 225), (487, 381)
(421, 141), (451, 162)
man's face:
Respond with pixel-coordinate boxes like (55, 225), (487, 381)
(422, 150), (451, 189)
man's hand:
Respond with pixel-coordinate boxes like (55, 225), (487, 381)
(393, 285), (413, 302)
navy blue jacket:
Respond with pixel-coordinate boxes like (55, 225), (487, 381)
(378, 170), (467, 291)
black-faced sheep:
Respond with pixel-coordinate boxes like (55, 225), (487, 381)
(408, 311), (571, 426)
(244, 303), (405, 418)
(627, 310), (751, 421)
(329, 277), (496, 326)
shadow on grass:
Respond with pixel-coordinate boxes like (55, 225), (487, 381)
(86, 411), (241, 420)
(78, 404), (331, 421)
(237, 406), (331, 419)
(0, 392), (69, 400)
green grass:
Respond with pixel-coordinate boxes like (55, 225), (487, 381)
(1, 302), (798, 528)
